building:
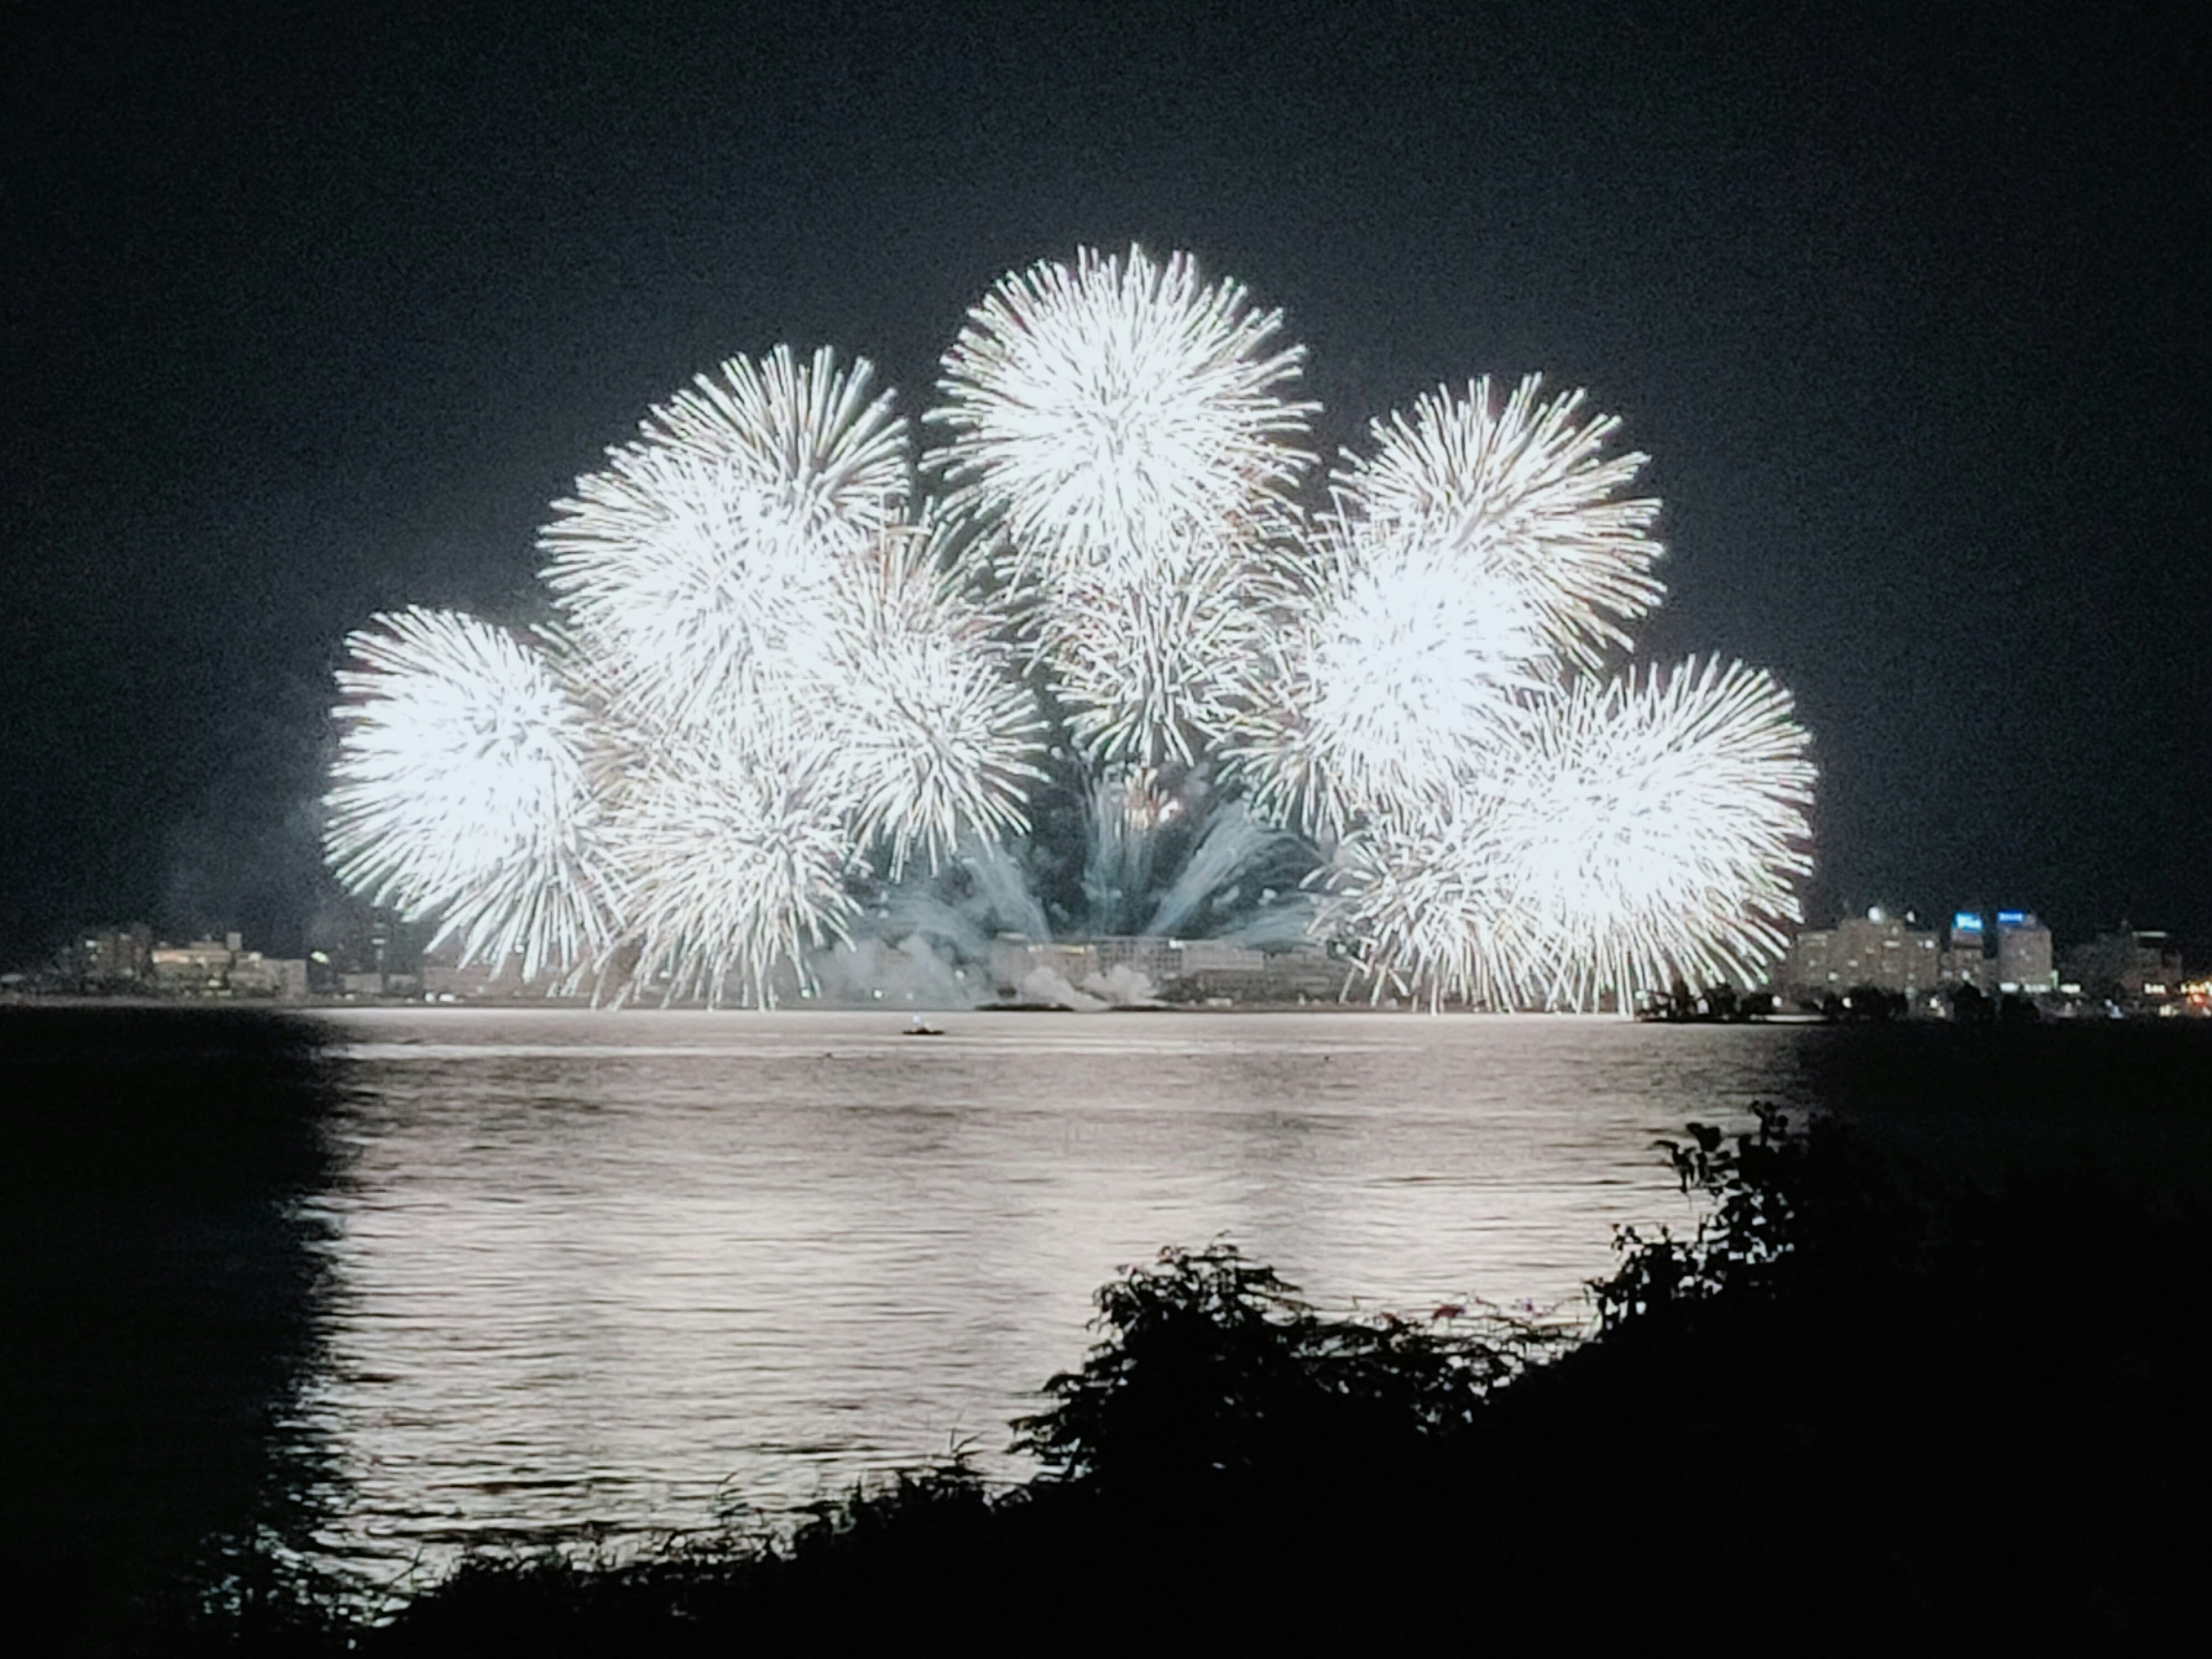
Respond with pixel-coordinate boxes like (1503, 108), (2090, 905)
(1171, 941), (1348, 1005)
(1092, 935), (1183, 988)
(2062, 927), (2184, 1006)
(1993, 911), (2056, 995)
(1938, 912), (1994, 997)
(419, 944), (573, 1001)
(63, 922), (155, 987)
(227, 952), (311, 999)
(988, 935), (1103, 1001)
(1177, 940), (1268, 975)
(149, 933), (309, 999)
(983, 934), (1350, 1006)
(1783, 907), (1942, 1006)
(152, 935), (243, 993)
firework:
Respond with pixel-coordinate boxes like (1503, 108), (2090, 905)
(1313, 792), (1539, 1012)
(325, 608), (614, 982)
(930, 246), (1315, 583)
(602, 737), (857, 1008)
(1332, 376), (1664, 668)
(1227, 524), (1550, 840)
(1043, 529), (1287, 769)
(1494, 657), (1815, 1007)
(1323, 658), (1815, 1010)
(1142, 801), (1288, 939)
(540, 345), (908, 736)
(326, 245), (1817, 1010)
(813, 522), (1047, 878)
(928, 247), (1315, 767)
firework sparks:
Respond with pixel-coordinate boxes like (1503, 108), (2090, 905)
(1321, 658), (1814, 1010)
(1228, 524), (1549, 840)
(929, 247), (1312, 767)
(540, 345), (907, 736)
(1332, 375), (1664, 668)
(814, 522), (1048, 878)
(929, 245), (1315, 583)
(325, 608), (615, 982)
(1495, 657), (1815, 1007)
(1046, 529), (1286, 769)
(325, 245), (1815, 1009)
(603, 738), (858, 1008)
(1313, 792), (1537, 1012)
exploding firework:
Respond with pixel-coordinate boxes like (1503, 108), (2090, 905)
(1331, 375), (1664, 669)
(324, 608), (615, 982)
(325, 245), (1816, 1009)
(1493, 657), (1816, 1007)
(603, 737), (858, 1008)
(1311, 791), (1536, 1012)
(1320, 658), (1815, 1010)
(929, 247), (1312, 768)
(1046, 530), (1289, 769)
(1228, 524), (1549, 840)
(813, 521), (1048, 878)
(540, 345), (908, 737)
(930, 246), (1314, 580)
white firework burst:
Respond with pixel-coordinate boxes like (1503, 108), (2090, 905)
(1313, 794), (1539, 1012)
(325, 608), (614, 981)
(813, 523), (1048, 878)
(1495, 658), (1815, 1007)
(602, 741), (857, 1009)
(1228, 524), (1550, 840)
(1044, 529), (1286, 770)
(324, 251), (1818, 1013)
(1332, 375), (1664, 668)
(929, 244), (1315, 586)
(540, 345), (908, 734)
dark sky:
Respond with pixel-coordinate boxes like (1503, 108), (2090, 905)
(5, 0), (2207, 967)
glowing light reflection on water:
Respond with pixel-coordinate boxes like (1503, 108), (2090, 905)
(294, 1009), (1815, 1574)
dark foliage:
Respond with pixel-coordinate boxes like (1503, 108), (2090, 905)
(1012, 1243), (1551, 1490)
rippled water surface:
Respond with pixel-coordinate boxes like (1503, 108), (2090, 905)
(294, 1008), (1825, 1571)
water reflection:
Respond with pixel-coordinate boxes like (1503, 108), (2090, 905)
(294, 1009), (1809, 1575)
(13, 1006), (2211, 1615)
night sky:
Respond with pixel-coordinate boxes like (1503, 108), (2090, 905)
(5, 0), (2207, 968)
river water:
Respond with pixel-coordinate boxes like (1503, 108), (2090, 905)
(289, 1008), (1808, 1576)
(9, 1005), (2204, 1601)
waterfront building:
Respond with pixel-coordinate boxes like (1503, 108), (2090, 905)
(1093, 935), (1182, 987)
(983, 934), (1348, 1006)
(2061, 927), (2184, 1006)
(63, 922), (155, 987)
(149, 933), (309, 999)
(1172, 941), (1347, 1005)
(1783, 907), (1941, 1006)
(152, 935), (243, 992)
(1938, 911), (1995, 997)
(1993, 911), (2056, 994)
(988, 935), (1101, 1000)
(1177, 940), (1268, 975)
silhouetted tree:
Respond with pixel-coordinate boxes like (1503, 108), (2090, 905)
(1948, 982), (1992, 1023)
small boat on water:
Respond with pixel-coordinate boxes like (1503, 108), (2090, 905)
(903, 1016), (945, 1037)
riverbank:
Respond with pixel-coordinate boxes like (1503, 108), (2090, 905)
(149, 1105), (2212, 1653)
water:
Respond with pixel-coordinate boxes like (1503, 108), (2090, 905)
(11, 1005), (2205, 1603)
(290, 1008), (1808, 1575)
